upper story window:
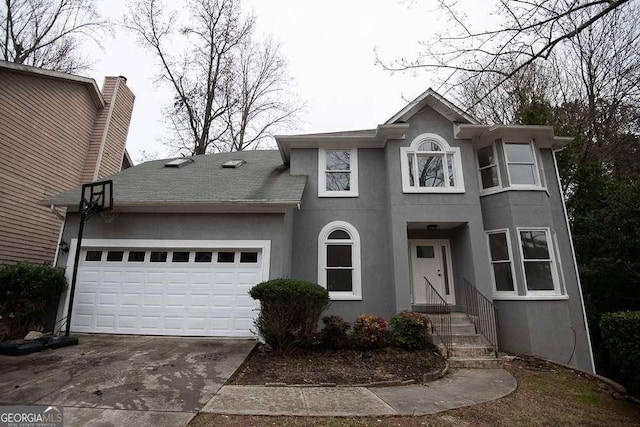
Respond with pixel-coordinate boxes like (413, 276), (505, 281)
(318, 149), (359, 197)
(400, 133), (464, 193)
(317, 221), (362, 300)
(477, 145), (500, 190)
(476, 140), (545, 194)
(505, 142), (540, 187)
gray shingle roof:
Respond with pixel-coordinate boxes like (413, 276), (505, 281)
(42, 150), (307, 208)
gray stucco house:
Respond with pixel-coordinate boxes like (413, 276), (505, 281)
(46, 89), (595, 372)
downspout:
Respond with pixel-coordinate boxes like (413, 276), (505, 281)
(552, 148), (596, 373)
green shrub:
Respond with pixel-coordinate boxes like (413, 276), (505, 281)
(600, 310), (640, 394)
(0, 263), (68, 340)
(249, 279), (329, 354)
(352, 314), (387, 349)
(320, 315), (351, 349)
(390, 311), (432, 350)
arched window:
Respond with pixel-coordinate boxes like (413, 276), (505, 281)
(400, 133), (465, 193)
(318, 221), (362, 300)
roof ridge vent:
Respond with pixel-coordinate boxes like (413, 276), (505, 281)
(165, 158), (194, 168)
(222, 159), (246, 169)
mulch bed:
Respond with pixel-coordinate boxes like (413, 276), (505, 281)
(228, 344), (446, 385)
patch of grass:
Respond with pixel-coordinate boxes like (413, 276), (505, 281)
(190, 357), (640, 427)
(573, 392), (600, 406)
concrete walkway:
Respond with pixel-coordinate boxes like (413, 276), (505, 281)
(203, 368), (517, 416)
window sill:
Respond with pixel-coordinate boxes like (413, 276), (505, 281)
(492, 294), (569, 301)
(480, 186), (547, 197)
(329, 294), (362, 301)
(319, 191), (359, 198)
(402, 187), (466, 194)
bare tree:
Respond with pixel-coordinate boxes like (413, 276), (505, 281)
(1, 0), (108, 73)
(125, 0), (300, 156)
(454, 4), (639, 187)
(380, 0), (634, 106)
(222, 36), (302, 152)
(125, 0), (252, 155)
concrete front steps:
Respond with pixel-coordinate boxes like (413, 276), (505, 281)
(429, 312), (503, 369)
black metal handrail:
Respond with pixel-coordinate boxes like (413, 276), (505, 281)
(424, 276), (452, 357)
(462, 278), (499, 356)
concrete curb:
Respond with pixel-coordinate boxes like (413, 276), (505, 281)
(423, 362), (448, 383)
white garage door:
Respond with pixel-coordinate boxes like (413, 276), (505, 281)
(68, 240), (269, 337)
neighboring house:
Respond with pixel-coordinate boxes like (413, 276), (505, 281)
(43, 89), (595, 373)
(0, 61), (135, 265)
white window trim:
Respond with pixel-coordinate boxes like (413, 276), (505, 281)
(485, 229), (517, 296)
(476, 143), (502, 193)
(504, 140), (543, 189)
(480, 186), (549, 197)
(317, 221), (362, 300)
(516, 227), (562, 296)
(318, 148), (359, 197)
(492, 294), (569, 301)
(400, 133), (465, 193)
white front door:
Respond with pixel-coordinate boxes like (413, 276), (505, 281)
(410, 240), (455, 305)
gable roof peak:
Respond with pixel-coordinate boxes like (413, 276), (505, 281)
(386, 87), (479, 125)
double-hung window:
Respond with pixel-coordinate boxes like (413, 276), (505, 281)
(400, 133), (464, 193)
(476, 140), (545, 193)
(518, 228), (561, 294)
(477, 145), (500, 190)
(486, 230), (516, 294)
(318, 221), (362, 300)
(318, 149), (358, 197)
(504, 142), (539, 187)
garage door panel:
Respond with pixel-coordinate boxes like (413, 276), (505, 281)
(189, 293), (210, 308)
(211, 294), (233, 308)
(73, 314), (93, 328)
(102, 270), (122, 283)
(166, 293), (186, 308)
(142, 293), (163, 308)
(117, 315), (137, 330)
(96, 314), (116, 329)
(124, 271), (144, 284)
(140, 316), (162, 331)
(76, 292), (95, 306)
(236, 295), (256, 308)
(121, 293), (142, 307)
(71, 246), (265, 337)
(99, 292), (118, 306)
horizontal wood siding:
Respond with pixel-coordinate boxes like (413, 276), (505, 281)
(97, 78), (135, 178)
(0, 70), (97, 264)
(81, 78), (116, 182)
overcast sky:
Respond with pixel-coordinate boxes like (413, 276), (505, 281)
(91, 0), (487, 163)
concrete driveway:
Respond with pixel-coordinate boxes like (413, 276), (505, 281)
(0, 334), (255, 426)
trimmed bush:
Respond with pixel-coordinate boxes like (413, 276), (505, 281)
(249, 279), (329, 354)
(352, 314), (387, 349)
(390, 311), (432, 350)
(0, 263), (68, 340)
(600, 310), (640, 394)
(320, 315), (351, 349)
